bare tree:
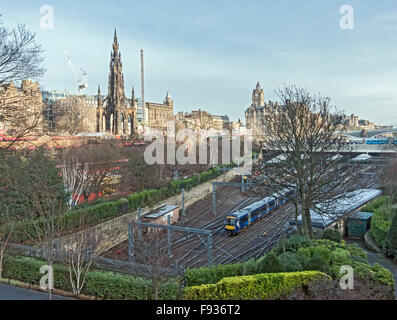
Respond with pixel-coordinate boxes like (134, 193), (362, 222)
(0, 19), (45, 150)
(133, 230), (177, 300)
(60, 142), (124, 202)
(61, 156), (90, 209)
(64, 215), (102, 296)
(0, 21), (45, 84)
(254, 85), (371, 238)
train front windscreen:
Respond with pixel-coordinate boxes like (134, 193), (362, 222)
(225, 217), (236, 230)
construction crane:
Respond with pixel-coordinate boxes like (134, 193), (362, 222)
(64, 50), (88, 94)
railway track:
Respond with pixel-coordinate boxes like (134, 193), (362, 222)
(175, 196), (261, 267)
(182, 203), (294, 269)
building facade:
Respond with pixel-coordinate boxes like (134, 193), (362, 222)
(145, 92), (174, 131)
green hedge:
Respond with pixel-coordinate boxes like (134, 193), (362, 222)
(183, 271), (329, 300)
(12, 165), (232, 243)
(2, 255), (180, 300)
(185, 237), (395, 292)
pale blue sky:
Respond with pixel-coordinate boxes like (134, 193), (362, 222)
(2, 0), (397, 125)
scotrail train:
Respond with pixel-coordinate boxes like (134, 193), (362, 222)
(344, 138), (397, 145)
(224, 188), (295, 235)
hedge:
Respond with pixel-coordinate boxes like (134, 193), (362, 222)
(184, 237), (395, 290)
(11, 164), (233, 243)
(2, 255), (180, 300)
(183, 271), (330, 300)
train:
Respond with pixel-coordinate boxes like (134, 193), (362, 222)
(343, 138), (397, 145)
(224, 188), (295, 235)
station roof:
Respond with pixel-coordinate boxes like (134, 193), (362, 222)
(143, 205), (178, 219)
(291, 189), (381, 229)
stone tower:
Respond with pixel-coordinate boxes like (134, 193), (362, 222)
(108, 29), (125, 109)
(252, 81), (265, 107)
(97, 29), (136, 135)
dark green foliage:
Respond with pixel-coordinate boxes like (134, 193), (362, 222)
(275, 235), (314, 254)
(2, 255), (181, 299)
(279, 252), (305, 272)
(0, 150), (68, 221)
(258, 252), (283, 273)
(322, 228), (343, 242)
(385, 209), (397, 258)
(306, 254), (332, 275)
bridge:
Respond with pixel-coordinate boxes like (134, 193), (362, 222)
(264, 144), (397, 155)
(348, 128), (397, 138)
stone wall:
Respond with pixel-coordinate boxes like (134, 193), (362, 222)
(56, 168), (237, 254)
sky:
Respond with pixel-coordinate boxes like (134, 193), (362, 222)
(2, 0), (397, 125)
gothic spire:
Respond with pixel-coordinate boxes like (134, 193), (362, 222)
(113, 28), (118, 45)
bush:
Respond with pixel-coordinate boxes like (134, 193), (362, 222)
(184, 263), (246, 287)
(385, 209), (397, 258)
(2, 255), (180, 300)
(329, 248), (351, 266)
(370, 207), (394, 248)
(279, 252), (304, 272)
(322, 229), (343, 242)
(258, 252), (283, 273)
(306, 253), (332, 276)
(275, 235), (313, 254)
(183, 271), (330, 300)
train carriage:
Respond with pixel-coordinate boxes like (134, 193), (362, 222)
(225, 188), (295, 235)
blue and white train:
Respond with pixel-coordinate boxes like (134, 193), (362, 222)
(224, 188), (295, 235)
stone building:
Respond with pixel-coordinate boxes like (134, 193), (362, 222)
(51, 96), (97, 135)
(0, 80), (43, 136)
(145, 92), (174, 131)
(42, 91), (98, 133)
(177, 109), (230, 132)
(245, 82), (278, 137)
(97, 30), (137, 135)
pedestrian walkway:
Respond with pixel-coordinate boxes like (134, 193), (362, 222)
(0, 283), (72, 300)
